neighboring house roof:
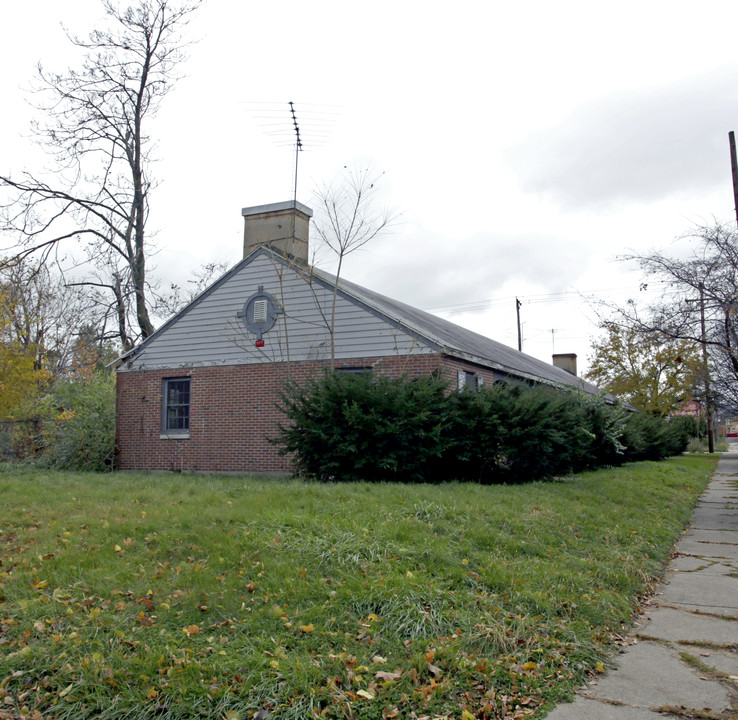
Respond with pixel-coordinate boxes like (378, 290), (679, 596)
(119, 246), (603, 396)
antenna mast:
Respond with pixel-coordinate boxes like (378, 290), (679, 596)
(289, 101), (303, 205)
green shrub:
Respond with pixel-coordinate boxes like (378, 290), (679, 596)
(440, 383), (509, 482)
(621, 411), (693, 462)
(278, 372), (687, 483)
(580, 393), (627, 469)
(666, 415), (700, 451)
(439, 386), (627, 482)
(491, 385), (588, 482)
(277, 371), (449, 482)
(39, 371), (116, 471)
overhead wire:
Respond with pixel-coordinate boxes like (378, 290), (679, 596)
(421, 281), (670, 315)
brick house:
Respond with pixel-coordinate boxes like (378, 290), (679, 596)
(115, 201), (601, 474)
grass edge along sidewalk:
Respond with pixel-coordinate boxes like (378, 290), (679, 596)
(0, 455), (719, 720)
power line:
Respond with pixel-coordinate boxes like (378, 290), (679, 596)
(421, 281), (670, 315)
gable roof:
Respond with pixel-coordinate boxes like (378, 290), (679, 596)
(120, 246), (601, 395)
(306, 263), (601, 394)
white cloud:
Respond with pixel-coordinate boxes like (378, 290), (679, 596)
(508, 67), (738, 209)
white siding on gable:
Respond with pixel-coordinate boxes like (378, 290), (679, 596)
(122, 252), (434, 371)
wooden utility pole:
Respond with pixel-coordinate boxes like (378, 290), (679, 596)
(516, 298), (522, 351)
(698, 283), (715, 454)
(730, 131), (738, 228)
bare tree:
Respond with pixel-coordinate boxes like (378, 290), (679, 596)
(153, 261), (231, 318)
(0, 0), (201, 350)
(606, 223), (738, 417)
(312, 166), (398, 367)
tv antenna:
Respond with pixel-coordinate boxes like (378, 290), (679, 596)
(238, 100), (340, 199)
(289, 101), (302, 205)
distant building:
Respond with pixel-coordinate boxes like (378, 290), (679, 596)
(115, 201), (601, 473)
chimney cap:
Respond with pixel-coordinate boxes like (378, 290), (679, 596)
(241, 200), (313, 218)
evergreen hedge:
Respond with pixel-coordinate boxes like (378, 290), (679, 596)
(277, 372), (695, 483)
(277, 372), (449, 482)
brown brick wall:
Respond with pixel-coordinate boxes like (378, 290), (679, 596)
(116, 353), (468, 474)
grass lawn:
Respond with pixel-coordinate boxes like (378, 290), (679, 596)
(0, 455), (718, 720)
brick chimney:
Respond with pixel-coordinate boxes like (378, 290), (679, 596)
(552, 353), (577, 376)
(242, 200), (312, 263)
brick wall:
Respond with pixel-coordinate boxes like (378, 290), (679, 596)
(115, 353), (501, 474)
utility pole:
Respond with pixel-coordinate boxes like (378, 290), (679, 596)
(516, 298), (522, 351)
(729, 131), (738, 228)
(698, 283), (715, 454)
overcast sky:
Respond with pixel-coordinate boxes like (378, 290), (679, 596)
(2, 0), (738, 374)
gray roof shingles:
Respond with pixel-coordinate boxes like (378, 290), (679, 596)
(309, 264), (602, 395)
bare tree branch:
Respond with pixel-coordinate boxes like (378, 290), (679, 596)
(0, 0), (202, 351)
(312, 166), (400, 367)
(599, 222), (738, 413)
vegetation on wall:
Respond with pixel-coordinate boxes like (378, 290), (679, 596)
(278, 372), (698, 483)
(277, 372), (449, 482)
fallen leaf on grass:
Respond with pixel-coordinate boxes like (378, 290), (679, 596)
(299, 624), (314, 633)
(356, 689), (374, 700)
(595, 661), (605, 673)
(183, 625), (200, 636)
(375, 670), (402, 682)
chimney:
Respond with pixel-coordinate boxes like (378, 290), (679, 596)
(242, 200), (312, 263)
(553, 353), (577, 376)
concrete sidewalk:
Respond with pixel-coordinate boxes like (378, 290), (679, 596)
(545, 453), (738, 720)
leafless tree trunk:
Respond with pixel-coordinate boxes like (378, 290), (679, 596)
(0, 0), (201, 351)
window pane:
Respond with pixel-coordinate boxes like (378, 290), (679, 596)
(164, 379), (190, 432)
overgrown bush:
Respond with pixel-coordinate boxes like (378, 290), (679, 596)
(277, 372), (695, 483)
(38, 371), (116, 471)
(441, 387), (626, 482)
(454, 384), (590, 482)
(277, 372), (449, 482)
